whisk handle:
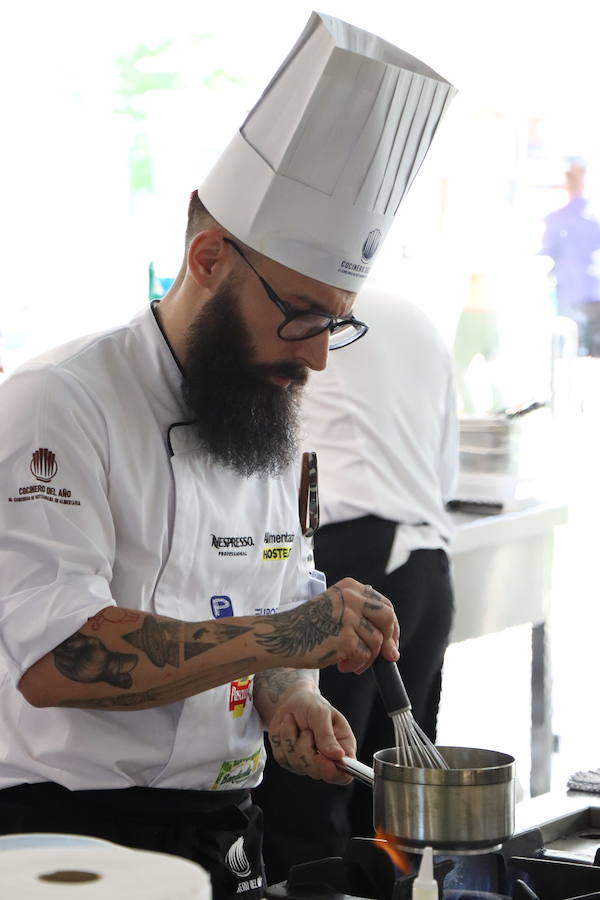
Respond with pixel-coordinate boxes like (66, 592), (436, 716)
(371, 656), (411, 717)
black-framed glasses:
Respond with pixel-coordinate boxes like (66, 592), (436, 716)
(224, 238), (368, 350)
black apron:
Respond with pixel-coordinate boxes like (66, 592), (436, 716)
(0, 782), (264, 900)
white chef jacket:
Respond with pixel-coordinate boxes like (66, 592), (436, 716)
(301, 286), (458, 573)
(0, 305), (314, 791)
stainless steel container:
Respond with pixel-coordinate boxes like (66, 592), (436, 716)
(340, 745), (515, 854)
(373, 746), (515, 853)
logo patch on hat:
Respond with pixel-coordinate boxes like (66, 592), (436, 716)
(361, 229), (382, 263)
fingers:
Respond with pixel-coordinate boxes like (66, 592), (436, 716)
(361, 583), (400, 653)
(268, 700), (357, 784)
(326, 580), (399, 673)
(269, 713), (299, 773)
(269, 715), (324, 779)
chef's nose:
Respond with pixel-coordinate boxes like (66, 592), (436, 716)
(294, 330), (330, 371)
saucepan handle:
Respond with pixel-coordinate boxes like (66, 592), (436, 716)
(337, 756), (374, 786)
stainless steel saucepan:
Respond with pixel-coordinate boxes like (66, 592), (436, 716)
(339, 746), (515, 854)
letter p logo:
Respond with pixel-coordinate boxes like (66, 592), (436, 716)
(210, 595), (234, 618)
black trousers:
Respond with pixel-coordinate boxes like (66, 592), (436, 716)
(0, 782), (264, 900)
(559, 299), (600, 357)
(253, 515), (454, 885)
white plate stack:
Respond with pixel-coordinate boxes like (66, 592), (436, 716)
(456, 416), (521, 504)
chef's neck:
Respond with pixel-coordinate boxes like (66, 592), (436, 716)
(153, 277), (201, 367)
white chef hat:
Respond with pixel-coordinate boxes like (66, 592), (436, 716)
(199, 11), (456, 292)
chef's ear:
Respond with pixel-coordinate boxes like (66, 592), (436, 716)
(186, 230), (231, 289)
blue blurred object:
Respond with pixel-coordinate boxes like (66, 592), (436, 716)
(148, 261), (175, 300)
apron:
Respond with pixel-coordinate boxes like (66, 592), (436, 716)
(0, 781), (265, 900)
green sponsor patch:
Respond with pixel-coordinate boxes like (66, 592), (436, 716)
(211, 747), (263, 790)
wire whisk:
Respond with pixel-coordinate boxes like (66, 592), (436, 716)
(372, 657), (448, 769)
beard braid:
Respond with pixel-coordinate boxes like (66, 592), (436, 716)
(181, 281), (308, 478)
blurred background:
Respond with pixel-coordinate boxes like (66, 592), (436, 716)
(1, 0), (598, 798)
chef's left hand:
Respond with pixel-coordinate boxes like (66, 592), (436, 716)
(268, 681), (356, 784)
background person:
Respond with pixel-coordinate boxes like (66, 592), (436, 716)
(540, 159), (600, 356)
(255, 288), (459, 883)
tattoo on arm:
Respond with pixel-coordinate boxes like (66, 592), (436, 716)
(57, 657), (258, 709)
(123, 617), (182, 667)
(254, 667), (305, 705)
(52, 633), (138, 689)
(52, 611), (254, 701)
(254, 590), (344, 657)
(88, 609), (141, 631)
(121, 616), (253, 667)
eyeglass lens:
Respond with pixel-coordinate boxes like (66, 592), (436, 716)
(279, 316), (365, 348)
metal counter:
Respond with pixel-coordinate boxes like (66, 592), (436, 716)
(449, 500), (569, 796)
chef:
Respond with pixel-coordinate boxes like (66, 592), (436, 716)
(0, 11), (455, 900)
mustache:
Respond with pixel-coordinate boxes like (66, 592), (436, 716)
(251, 361), (309, 386)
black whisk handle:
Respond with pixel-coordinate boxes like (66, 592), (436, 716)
(371, 656), (411, 717)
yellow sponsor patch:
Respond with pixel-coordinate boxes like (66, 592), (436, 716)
(262, 545), (292, 561)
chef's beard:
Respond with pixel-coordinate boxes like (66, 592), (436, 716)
(181, 280), (309, 478)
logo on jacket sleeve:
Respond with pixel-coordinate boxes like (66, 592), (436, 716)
(30, 448), (58, 482)
(7, 450), (80, 507)
(229, 676), (252, 717)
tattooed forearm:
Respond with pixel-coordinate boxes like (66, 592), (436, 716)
(123, 617), (182, 667)
(119, 616), (253, 667)
(52, 633), (138, 689)
(57, 657), (258, 710)
(50, 610), (256, 703)
(254, 667), (307, 705)
(254, 590), (344, 657)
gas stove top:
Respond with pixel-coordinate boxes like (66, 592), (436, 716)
(265, 795), (600, 900)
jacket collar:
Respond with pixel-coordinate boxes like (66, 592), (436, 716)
(129, 303), (188, 427)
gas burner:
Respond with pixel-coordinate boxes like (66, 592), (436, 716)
(265, 813), (600, 900)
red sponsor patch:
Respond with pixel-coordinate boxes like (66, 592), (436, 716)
(229, 677), (252, 718)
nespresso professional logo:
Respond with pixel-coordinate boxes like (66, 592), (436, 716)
(211, 535), (255, 549)
(30, 448), (58, 483)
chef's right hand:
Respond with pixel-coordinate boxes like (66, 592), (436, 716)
(255, 579), (399, 675)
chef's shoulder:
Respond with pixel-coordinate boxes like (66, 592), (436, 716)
(0, 325), (131, 447)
